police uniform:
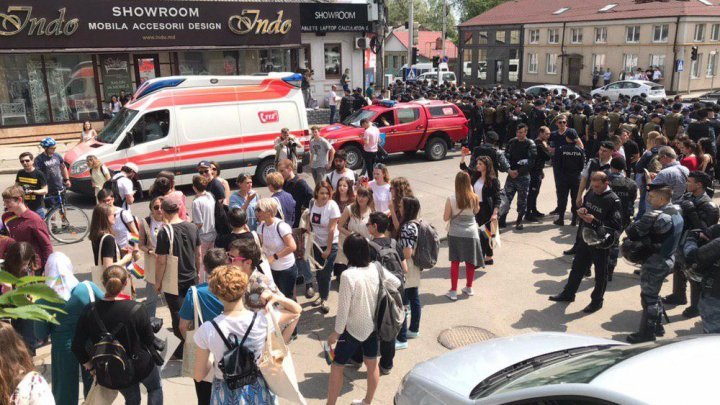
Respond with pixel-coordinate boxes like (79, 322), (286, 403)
(501, 136), (537, 228)
(529, 104), (547, 139)
(625, 199), (684, 342)
(664, 110), (685, 140)
(607, 171), (638, 278)
(555, 140), (585, 224)
(683, 224), (720, 333)
(551, 185), (623, 312)
(665, 191), (719, 313)
(527, 138), (552, 219)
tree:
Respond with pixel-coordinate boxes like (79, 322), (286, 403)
(0, 271), (65, 324)
(387, 0), (458, 43)
(453, 0), (509, 23)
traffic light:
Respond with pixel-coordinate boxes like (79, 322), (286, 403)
(692, 46), (699, 61)
(412, 47), (419, 65)
(412, 22), (419, 46)
(432, 56), (440, 68)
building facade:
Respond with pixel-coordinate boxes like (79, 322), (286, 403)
(458, 25), (522, 87)
(383, 29), (458, 78)
(459, 0), (720, 93)
(0, 1), (372, 144)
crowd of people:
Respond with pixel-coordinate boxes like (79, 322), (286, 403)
(3, 76), (720, 405)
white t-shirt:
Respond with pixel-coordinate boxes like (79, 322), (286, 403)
(363, 125), (380, 152)
(327, 90), (338, 107)
(326, 168), (356, 190)
(473, 179), (484, 203)
(369, 181), (391, 213)
(194, 310), (274, 379)
(112, 208), (135, 248)
(113, 172), (134, 208)
(192, 192), (217, 243)
(310, 200), (341, 247)
(259, 219), (295, 271)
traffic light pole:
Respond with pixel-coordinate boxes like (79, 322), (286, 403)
(407, 0), (414, 75)
(441, 0), (446, 59)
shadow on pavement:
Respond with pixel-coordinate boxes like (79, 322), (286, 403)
(297, 372), (351, 400)
(532, 258), (571, 277)
(512, 302), (587, 332)
(601, 309), (639, 333)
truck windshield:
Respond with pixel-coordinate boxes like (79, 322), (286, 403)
(343, 110), (376, 127)
(96, 108), (138, 144)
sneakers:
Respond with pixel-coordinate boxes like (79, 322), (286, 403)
(395, 340), (408, 350)
(351, 400), (371, 405)
(380, 366), (391, 376)
(446, 290), (458, 301)
(553, 218), (565, 226)
(462, 286), (474, 296)
(406, 331), (420, 339)
(304, 285), (316, 299)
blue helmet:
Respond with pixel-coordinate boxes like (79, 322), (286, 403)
(39, 137), (56, 149)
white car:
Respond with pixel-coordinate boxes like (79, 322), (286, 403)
(591, 80), (667, 102)
(395, 332), (720, 405)
(524, 85), (578, 98)
(418, 71), (457, 85)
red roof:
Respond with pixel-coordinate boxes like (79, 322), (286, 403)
(390, 30), (458, 59)
(460, 0), (720, 27)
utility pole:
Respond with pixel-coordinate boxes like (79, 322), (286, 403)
(441, 0), (447, 59)
(407, 0), (414, 71)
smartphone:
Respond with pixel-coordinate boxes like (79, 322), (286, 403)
(461, 146), (470, 154)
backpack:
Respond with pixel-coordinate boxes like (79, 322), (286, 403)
(102, 176), (123, 207)
(211, 314), (260, 390)
(90, 303), (142, 390)
(410, 219), (440, 270)
(369, 239), (405, 293)
(373, 262), (405, 342)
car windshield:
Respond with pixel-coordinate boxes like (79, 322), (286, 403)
(343, 109), (376, 127)
(478, 341), (673, 398)
(96, 108), (139, 144)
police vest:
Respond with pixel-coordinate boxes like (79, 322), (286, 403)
(593, 115), (608, 135)
(484, 107), (496, 125)
(654, 205), (684, 259)
(608, 112), (621, 134)
(664, 113), (683, 139)
(495, 105), (507, 124)
(572, 114), (586, 134)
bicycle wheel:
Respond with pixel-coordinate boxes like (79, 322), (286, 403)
(46, 205), (90, 244)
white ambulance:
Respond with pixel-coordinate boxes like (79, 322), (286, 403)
(65, 73), (308, 195)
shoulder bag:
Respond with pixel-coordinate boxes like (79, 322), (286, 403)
(141, 217), (156, 285)
(258, 305), (307, 405)
(181, 286), (215, 382)
(159, 224), (179, 296)
(92, 234), (132, 297)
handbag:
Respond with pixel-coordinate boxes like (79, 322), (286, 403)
(258, 305), (307, 404)
(91, 234), (132, 297)
(181, 286), (214, 382)
(82, 382), (119, 405)
(159, 224), (179, 296)
(141, 218), (157, 284)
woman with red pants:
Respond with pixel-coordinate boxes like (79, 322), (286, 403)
(443, 171), (484, 301)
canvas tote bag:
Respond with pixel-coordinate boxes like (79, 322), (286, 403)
(258, 305), (306, 404)
(91, 233), (132, 297)
(181, 286), (214, 382)
(159, 224), (179, 296)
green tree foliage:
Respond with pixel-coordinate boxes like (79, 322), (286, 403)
(388, 0), (458, 42)
(453, 0), (509, 23)
(0, 270), (65, 324)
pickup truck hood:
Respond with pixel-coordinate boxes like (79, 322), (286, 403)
(406, 332), (621, 400)
(320, 124), (363, 140)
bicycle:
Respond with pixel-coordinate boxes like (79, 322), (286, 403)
(44, 190), (90, 244)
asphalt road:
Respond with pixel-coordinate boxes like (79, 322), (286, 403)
(23, 149), (706, 404)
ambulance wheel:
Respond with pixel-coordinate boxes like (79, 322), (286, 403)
(255, 158), (276, 186)
(425, 136), (448, 161)
(343, 145), (364, 171)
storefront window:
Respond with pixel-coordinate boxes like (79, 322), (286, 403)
(259, 49), (291, 73)
(324, 43), (342, 79)
(0, 54), (49, 125)
(43, 54), (99, 122)
(178, 51), (239, 75)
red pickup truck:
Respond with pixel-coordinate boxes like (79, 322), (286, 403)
(318, 100), (469, 170)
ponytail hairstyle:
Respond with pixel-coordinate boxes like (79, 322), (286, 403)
(102, 265), (127, 297)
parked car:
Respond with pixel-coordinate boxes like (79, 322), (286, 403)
(698, 90), (720, 105)
(590, 80), (667, 102)
(65, 73), (307, 194)
(317, 100), (468, 170)
(524, 85), (578, 98)
(418, 71), (457, 85)
(395, 332), (720, 405)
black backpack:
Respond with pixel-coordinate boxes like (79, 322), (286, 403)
(369, 238), (405, 294)
(90, 303), (142, 390)
(102, 176), (123, 207)
(211, 314), (259, 390)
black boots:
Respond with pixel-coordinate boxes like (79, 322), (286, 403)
(498, 214), (507, 229)
(627, 311), (656, 344)
(549, 293), (575, 302)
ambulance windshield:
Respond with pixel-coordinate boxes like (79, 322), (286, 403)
(96, 108), (139, 144)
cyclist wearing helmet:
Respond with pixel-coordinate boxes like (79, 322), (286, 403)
(35, 137), (70, 210)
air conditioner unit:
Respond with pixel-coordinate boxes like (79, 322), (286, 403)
(355, 37), (370, 49)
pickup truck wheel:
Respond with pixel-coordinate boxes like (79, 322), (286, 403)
(343, 145), (364, 170)
(425, 137), (447, 161)
(255, 158), (276, 186)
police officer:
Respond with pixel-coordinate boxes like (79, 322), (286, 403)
(550, 172), (623, 313)
(663, 171), (719, 317)
(500, 123), (537, 230)
(527, 126), (552, 221)
(469, 130), (509, 177)
(554, 131), (585, 226)
(506, 104), (528, 149)
(663, 103), (685, 141)
(549, 116), (580, 216)
(607, 157), (638, 281)
(528, 100), (547, 140)
(623, 184), (683, 343)
(683, 224), (720, 333)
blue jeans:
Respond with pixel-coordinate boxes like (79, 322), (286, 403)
(314, 243), (339, 300)
(297, 259), (314, 286)
(35, 207), (46, 220)
(144, 282), (159, 318)
(329, 105), (337, 124)
(271, 263), (298, 299)
(396, 294), (410, 343)
(119, 365), (163, 405)
(404, 287), (421, 333)
(44, 194), (62, 210)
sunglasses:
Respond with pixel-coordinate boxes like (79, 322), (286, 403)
(19, 159), (31, 163)
(152, 205), (161, 211)
(199, 170), (209, 174)
(227, 253), (247, 263)
(558, 121), (567, 124)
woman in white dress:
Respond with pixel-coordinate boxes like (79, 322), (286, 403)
(368, 164), (391, 214)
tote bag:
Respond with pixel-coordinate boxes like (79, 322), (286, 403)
(159, 224), (179, 296)
(91, 234), (132, 297)
(141, 218), (157, 284)
(181, 286), (214, 382)
(258, 305), (307, 404)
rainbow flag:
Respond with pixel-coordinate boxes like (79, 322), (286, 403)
(129, 232), (140, 246)
(479, 224), (493, 239)
(127, 260), (145, 279)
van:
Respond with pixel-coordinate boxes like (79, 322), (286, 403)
(65, 73), (307, 195)
(418, 71), (457, 85)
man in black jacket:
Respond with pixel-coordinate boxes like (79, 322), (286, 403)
(683, 224), (720, 333)
(352, 87), (368, 112)
(554, 131), (585, 226)
(549, 172), (623, 313)
(469, 130), (509, 177)
(607, 157), (638, 280)
(500, 123), (537, 230)
(526, 126), (552, 221)
(339, 89), (354, 122)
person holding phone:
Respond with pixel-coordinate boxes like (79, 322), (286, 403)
(229, 173), (259, 231)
